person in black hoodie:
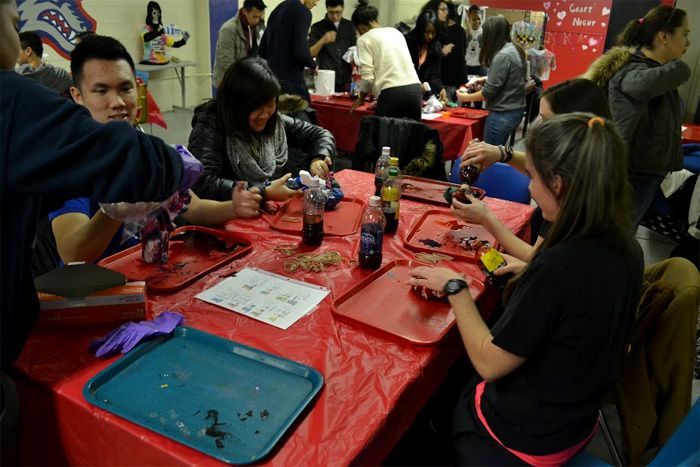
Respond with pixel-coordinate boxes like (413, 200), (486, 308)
(405, 10), (447, 102)
(440, 2), (466, 97)
(0, 0), (197, 459)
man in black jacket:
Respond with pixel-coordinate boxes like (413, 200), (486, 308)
(259, 0), (319, 102)
(308, 0), (356, 93)
(0, 3), (198, 457)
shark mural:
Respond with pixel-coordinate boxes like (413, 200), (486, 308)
(18, 0), (97, 59)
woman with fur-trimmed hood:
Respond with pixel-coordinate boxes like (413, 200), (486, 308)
(585, 5), (690, 228)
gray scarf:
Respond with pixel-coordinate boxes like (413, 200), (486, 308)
(225, 117), (288, 182)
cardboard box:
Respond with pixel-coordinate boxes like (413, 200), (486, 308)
(37, 281), (147, 327)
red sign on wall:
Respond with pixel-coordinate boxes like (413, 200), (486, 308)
(545, 0), (612, 36)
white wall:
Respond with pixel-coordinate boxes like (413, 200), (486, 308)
(40, 0), (213, 112)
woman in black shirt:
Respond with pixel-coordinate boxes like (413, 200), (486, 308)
(410, 113), (644, 465)
(405, 10), (447, 102)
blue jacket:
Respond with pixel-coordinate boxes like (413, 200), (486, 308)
(0, 72), (183, 367)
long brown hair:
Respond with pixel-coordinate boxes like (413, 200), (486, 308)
(617, 5), (686, 49)
(505, 113), (633, 300)
(479, 15), (524, 67)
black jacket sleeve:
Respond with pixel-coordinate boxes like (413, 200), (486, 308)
(2, 73), (182, 204)
(294, 8), (316, 69)
(187, 102), (238, 201)
(276, 114), (336, 178)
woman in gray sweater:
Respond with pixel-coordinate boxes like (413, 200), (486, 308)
(457, 16), (526, 145)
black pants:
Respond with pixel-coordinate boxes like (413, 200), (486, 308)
(376, 84), (422, 121)
(451, 383), (526, 466)
(280, 78), (311, 104)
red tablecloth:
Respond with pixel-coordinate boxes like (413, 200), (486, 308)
(14, 170), (533, 466)
(311, 95), (486, 160)
(682, 123), (700, 144)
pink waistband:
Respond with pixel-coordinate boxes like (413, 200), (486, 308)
(473, 381), (596, 466)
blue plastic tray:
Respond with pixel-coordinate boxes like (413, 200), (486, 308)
(83, 327), (323, 464)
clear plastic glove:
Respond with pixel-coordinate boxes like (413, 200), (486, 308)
(89, 311), (184, 358)
(174, 144), (203, 192)
(99, 201), (164, 222)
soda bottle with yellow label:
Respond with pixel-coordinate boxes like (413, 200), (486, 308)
(472, 240), (511, 290)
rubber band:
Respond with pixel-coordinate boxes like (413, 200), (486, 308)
(587, 116), (605, 128)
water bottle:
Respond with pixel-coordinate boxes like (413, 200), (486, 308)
(374, 146), (391, 196)
(381, 165), (401, 234)
(302, 177), (326, 246)
(359, 195), (386, 269)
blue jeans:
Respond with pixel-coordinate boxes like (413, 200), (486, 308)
(484, 109), (524, 146)
(630, 173), (665, 228)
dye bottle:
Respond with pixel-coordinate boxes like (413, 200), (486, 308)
(374, 146), (391, 196)
(381, 161), (401, 234)
(359, 195), (386, 269)
(302, 177), (326, 246)
(460, 163), (481, 185)
(472, 240), (510, 291)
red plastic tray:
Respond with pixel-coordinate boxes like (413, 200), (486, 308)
(401, 176), (486, 206)
(98, 226), (252, 293)
(403, 210), (496, 262)
(447, 108), (489, 120)
(270, 196), (364, 236)
(332, 259), (484, 345)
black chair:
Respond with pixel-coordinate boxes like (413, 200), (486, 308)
(353, 115), (447, 181)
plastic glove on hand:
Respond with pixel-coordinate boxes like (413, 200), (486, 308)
(89, 311), (185, 358)
(174, 144), (203, 192)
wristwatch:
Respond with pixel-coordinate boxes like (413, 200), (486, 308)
(443, 278), (469, 296)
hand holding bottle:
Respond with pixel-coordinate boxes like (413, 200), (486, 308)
(461, 139), (501, 169)
(451, 193), (490, 225)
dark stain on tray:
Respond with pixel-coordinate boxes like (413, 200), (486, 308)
(435, 219), (465, 230)
(419, 238), (443, 248)
(205, 409), (231, 448)
(260, 409), (269, 420)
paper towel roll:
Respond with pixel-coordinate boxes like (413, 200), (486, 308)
(314, 69), (335, 96)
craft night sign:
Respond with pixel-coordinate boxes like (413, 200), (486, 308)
(545, 0), (612, 36)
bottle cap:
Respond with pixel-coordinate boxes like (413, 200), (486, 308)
(381, 146), (391, 155)
(389, 157), (399, 166)
(369, 195), (381, 207)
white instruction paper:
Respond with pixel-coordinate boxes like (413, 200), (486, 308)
(196, 267), (329, 330)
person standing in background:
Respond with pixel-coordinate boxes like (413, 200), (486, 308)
(440, 1), (466, 99)
(351, 0), (421, 120)
(213, 0), (267, 88)
(457, 15), (526, 145)
(308, 0), (356, 92)
(465, 4), (485, 77)
(259, 0), (319, 102)
(588, 5), (690, 229)
(15, 31), (72, 93)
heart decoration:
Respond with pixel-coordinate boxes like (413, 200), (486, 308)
(602, 7), (611, 16)
(582, 45), (588, 50)
(543, 1), (551, 9)
(592, 48), (597, 52)
(588, 37), (599, 47)
(556, 21), (562, 26)
(602, 22), (607, 27)
(557, 11), (566, 20)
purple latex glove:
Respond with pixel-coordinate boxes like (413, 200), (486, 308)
(174, 144), (203, 192)
(89, 311), (184, 358)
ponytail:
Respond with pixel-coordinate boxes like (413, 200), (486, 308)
(617, 5), (686, 49)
